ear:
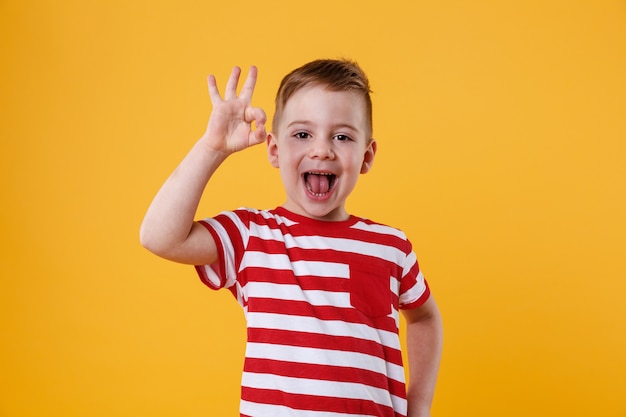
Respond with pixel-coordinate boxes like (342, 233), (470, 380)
(266, 132), (280, 168)
(360, 139), (377, 174)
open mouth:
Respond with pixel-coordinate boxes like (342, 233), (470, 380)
(304, 172), (337, 196)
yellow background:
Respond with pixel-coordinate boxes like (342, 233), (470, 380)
(2, 1), (625, 416)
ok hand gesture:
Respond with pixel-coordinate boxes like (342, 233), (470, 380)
(203, 66), (267, 155)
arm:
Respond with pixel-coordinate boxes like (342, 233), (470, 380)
(402, 296), (443, 417)
(139, 66), (267, 265)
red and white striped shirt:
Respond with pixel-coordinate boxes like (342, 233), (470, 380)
(195, 207), (430, 417)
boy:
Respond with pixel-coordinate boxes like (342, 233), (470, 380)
(140, 59), (442, 417)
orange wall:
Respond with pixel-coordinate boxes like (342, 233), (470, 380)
(1, 1), (625, 416)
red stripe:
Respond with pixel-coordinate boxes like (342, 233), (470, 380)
(216, 212), (247, 269)
(195, 221), (226, 289)
(248, 298), (400, 334)
(247, 210), (283, 230)
(399, 261), (420, 292)
(246, 236), (289, 254)
(249, 208), (411, 254)
(241, 387), (398, 417)
(242, 265), (400, 297)
(401, 281), (431, 310)
(242, 267), (348, 292)
(247, 327), (403, 366)
(284, 246), (403, 272)
(283, 220), (409, 249)
(247, 236), (406, 274)
(244, 357), (406, 396)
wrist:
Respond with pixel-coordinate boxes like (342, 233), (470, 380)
(195, 135), (231, 163)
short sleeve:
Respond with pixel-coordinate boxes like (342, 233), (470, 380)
(194, 210), (250, 290)
(398, 248), (431, 310)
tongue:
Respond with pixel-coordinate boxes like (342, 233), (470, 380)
(308, 174), (330, 194)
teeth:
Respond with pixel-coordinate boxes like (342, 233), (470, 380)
(305, 172), (336, 196)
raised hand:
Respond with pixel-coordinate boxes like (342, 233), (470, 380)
(203, 66), (267, 155)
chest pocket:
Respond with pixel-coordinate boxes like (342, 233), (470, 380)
(349, 263), (391, 318)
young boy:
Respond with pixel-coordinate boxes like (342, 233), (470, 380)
(140, 59), (443, 417)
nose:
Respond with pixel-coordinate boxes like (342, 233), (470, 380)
(308, 137), (335, 160)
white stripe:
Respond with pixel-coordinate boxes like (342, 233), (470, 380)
(246, 282), (350, 307)
(350, 220), (407, 240)
(242, 372), (397, 408)
(246, 312), (401, 350)
(202, 218), (237, 287)
(399, 270), (427, 307)
(402, 251), (418, 277)
(285, 235), (406, 264)
(196, 264), (219, 288)
(258, 209), (298, 226)
(240, 400), (377, 417)
(240, 252), (350, 278)
(253, 223), (291, 242)
(221, 210), (251, 245)
(292, 260), (349, 277)
(245, 343), (405, 384)
(239, 251), (292, 271)
(245, 222), (404, 264)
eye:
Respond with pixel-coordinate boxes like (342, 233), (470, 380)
(294, 132), (311, 139)
(334, 134), (352, 142)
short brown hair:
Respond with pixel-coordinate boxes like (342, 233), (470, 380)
(272, 59), (373, 137)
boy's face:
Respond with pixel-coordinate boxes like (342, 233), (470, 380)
(267, 84), (376, 221)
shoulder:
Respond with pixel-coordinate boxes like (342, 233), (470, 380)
(343, 215), (417, 258)
(219, 207), (296, 231)
(350, 215), (410, 242)
(214, 207), (275, 222)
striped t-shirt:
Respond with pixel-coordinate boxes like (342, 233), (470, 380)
(195, 207), (430, 417)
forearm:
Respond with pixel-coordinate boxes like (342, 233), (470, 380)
(404, 299), (443, 417)
(140, 66), (265, 264)
(139, 137), (227, 258)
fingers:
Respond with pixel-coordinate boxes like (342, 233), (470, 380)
(224, 66), (242, 100)
(208, 66), (258, 103)
(239, 66), (258, 102)
(245, 105), (267, 125)
(206, 74), (221, 104)
(245, 105), (267, 145)
(251, 122), (267, 145)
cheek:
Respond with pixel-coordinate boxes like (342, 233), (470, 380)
(277, 152), (300, 176)
(349, 154), (367, 171)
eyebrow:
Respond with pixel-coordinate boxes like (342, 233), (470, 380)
(286, 120), (360, 132)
